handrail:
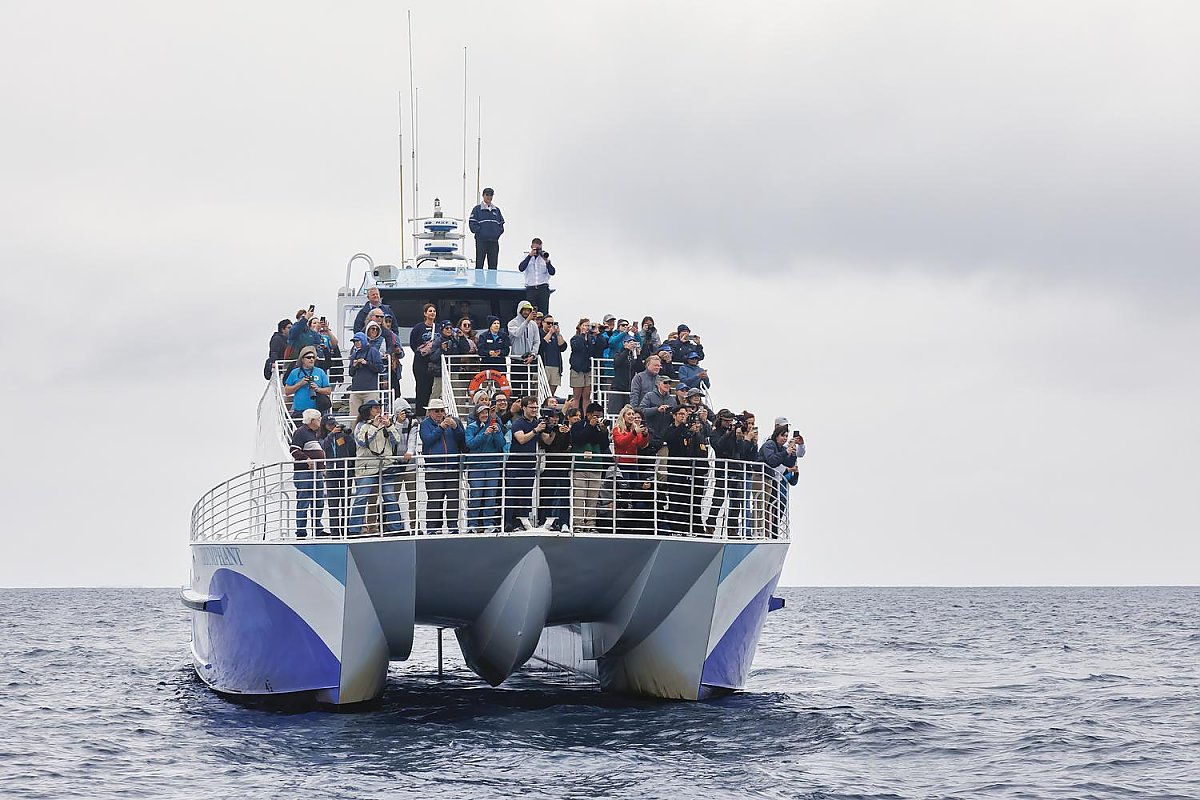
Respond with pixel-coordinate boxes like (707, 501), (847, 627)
(190, 451), (794, 544)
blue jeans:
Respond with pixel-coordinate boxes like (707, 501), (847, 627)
(347, 473), (405, 535)
(295, 469), (325, 536)
(468, 467), (501, 529)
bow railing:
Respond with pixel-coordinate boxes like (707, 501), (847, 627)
(190, 452), (793, 543)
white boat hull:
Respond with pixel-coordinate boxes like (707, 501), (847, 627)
(187, 534), (787, 703)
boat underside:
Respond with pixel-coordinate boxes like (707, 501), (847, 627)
(185, 534), (787, 704)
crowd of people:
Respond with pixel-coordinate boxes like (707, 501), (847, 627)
(273, 296), (803, 539)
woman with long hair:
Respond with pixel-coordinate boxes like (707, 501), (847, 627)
(568, 318), (601, 411)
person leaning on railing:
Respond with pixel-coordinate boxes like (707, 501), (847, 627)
(569, 402), (611, 533)
(347, 400), (406, 536)
(420, 399), (466, 535)
(290, 408), (328, 538)
(465, 403), (508, 534)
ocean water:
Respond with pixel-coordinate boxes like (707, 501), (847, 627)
(0, 587), (1196, 799)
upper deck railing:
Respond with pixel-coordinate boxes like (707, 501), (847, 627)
(190, 452), (793, 544)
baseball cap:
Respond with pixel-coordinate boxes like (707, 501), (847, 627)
(677, 323), (690, 333)
(482, 187), (494, 195)
(686, 351), (700, 360)
(774, 416), (789, 428)
(603, 314), (616, 323)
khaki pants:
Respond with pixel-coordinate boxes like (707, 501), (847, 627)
(430, 376), (443, 405)
(572, 470), (603, 531)
(544, 366), (562, 397)
(349, 391), (379, 418)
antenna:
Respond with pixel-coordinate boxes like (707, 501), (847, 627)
(407, 11), (418, 219)
(462, 47), (468, 227)
(475, 96), (482, 199)
(397, 91), (405, 266)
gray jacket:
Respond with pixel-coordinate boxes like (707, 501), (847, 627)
(629, 369), (662, 408)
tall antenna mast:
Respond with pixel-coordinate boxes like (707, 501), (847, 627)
(462, 47), (468, 226)
(397, 91), (405, 266)
(475, 96), (482, 199)
(407, 11), (418, 220)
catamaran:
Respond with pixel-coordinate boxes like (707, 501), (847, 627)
(183, 166), (792, 704)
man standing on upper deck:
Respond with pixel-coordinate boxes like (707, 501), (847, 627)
(469, 187), (505, 270)
(518, 237), (555, 314)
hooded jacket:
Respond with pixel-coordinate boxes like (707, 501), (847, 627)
(348, 332), (387, 392)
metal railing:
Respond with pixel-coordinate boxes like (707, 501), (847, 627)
(271, 357), (397, 434)
(190, 451), (793, 543)
(591, 357), (715, 420)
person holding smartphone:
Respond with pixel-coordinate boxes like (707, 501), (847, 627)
(538, 315), (568, 397)
(465, 403), (508, 533)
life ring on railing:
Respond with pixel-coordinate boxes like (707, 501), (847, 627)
(468, 369), (512, 397)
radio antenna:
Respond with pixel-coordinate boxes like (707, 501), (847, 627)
(407, 11), (418, 219)
(462, 47), (469, 227)
(397, 91), (405, 266)
(475, 96), (482, 199)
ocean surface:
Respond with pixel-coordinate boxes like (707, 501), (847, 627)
(0, 587), (1196, 799)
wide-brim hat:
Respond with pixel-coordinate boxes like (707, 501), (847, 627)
(426, 399), (447, 411)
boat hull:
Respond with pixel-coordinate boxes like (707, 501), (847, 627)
(186, 535), (788, 703)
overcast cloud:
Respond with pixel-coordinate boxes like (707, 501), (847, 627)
(1, 1), (1197, 587)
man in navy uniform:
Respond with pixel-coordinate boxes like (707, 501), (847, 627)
(469, 187), (505, 270)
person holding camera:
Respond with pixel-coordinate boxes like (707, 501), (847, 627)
(636, 316), (661, 361)
(347, 330), (386, 418)
(284, 346), (332, 418)
(669, 324), (705, 363)
(465, 403), (508, 533)
(429, 320), (471, 403)
(568, 319), (604, 412)
(703, 409), (742, 536)
(286, 307), (323, 357)
(609, 337), (645, 415)
(507, 301), (541, 398)
(420, 399), (467, 534)
(505, 396), (545, 532)
(344, 400), (406, 536)
(537, 404), (573, 530)
(518, 237), (556, 315)
(569, 402), (611, 533)
(664, 404), (706, 533)
(538, 315), (567, 397)
(678, 351), (710, 392)
(289, 408), (328, 538)
(469, 187), (504, 270)
(319, 415), (353, 537)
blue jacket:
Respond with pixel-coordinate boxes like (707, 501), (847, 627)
(348, 333), (388, 392)
(539, 331), (568, 369)
(420, 416), (466, 467)
(760, 439), (799, 469)
(477, 329), (510, 368)
(677, 362), (711, 391)
(569, 332), (602, 373)
(287, 317), (322, 352)
(469, 203), (505, 241)
(465, 419), (508, 467)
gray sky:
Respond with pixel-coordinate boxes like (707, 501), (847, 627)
(1, 1), (1197, 587)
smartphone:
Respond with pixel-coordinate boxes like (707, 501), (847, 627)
(308, 304), (315, 312)
(320, 316), (326, 322)
(792, 430), (801, 439)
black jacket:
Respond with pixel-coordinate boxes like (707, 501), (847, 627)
(611, 347), (645, 393)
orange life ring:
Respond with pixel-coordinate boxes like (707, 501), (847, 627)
(468, 369), (512, 397)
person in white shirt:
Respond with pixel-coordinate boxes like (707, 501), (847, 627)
(517, 237), (556, 314)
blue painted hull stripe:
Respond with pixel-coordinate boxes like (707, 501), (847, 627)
(718, 543), (757, 584)
(293, 543), (348, 586)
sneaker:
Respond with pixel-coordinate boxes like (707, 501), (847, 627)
(295, 531), (308, 538)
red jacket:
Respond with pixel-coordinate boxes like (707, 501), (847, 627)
(612, 427), (649, 464)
